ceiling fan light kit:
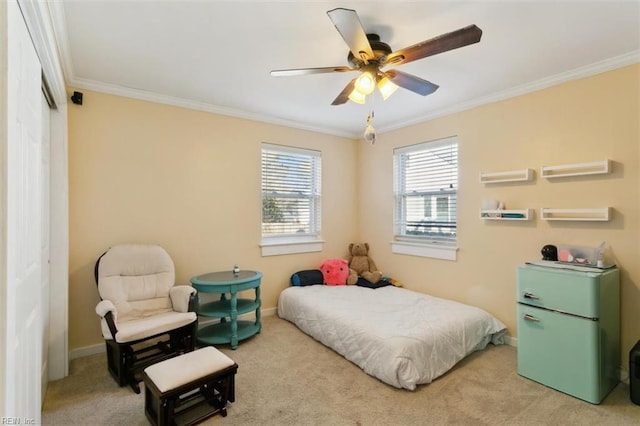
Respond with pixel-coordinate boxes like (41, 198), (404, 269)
(270, 8), (482, 141)
(354, 70), (376, 95)
(347, 88), (367, 105)
(377, 76), (399, 100)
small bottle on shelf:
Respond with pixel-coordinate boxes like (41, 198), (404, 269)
(596, 242), (605, 268)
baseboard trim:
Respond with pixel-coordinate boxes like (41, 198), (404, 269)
(70, 308), (279, 360)
(261, 307), (277, 317)
(504, 335), (517, 347)
(70, 342), (105, 360)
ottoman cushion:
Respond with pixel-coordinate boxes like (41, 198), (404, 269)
(144, 346), (235, 393)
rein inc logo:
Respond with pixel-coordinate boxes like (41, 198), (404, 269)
(1, 419), (35, 425)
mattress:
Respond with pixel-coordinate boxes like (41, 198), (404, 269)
(277, 285), (507, 390)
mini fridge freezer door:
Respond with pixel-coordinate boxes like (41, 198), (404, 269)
(517, 265), (600, 317)
(517, 304), (605, 404)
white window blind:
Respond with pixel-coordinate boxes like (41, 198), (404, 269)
(394, 137), (458, 242)
(261, 144), (321, 239)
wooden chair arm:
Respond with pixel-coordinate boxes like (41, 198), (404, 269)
(104, 311), (118, 338)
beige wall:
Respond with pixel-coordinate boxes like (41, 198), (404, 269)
(68, 91), (358, 349)
(69, 65), (639, 369)
(357, 64), (640, 365)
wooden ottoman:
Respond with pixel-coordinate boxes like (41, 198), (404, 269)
(142, 346), (238, 426)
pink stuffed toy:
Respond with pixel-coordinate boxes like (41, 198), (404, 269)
(320, 259), (349, 286)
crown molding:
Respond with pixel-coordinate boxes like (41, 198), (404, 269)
(18, 0), (67, 107)
(67, 76), (356, 139)
(378, 50), (640, 134)
(48, 1), (638, 139)
(64, 50), (640, 140)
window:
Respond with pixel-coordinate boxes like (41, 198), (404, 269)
(392, 136), (458, 260)
(261, 143), (322, 256)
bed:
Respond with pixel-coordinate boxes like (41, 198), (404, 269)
(277, 284), (507, 390)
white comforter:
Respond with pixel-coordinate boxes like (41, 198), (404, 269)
(277, 285), (507, 390)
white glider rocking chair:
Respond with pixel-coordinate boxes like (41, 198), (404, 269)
(94, 244), (198, 393)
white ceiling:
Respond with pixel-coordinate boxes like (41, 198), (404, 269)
(50, 1), (640, 138)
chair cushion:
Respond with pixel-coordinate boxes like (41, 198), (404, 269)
(144, 346), (235, 393)
(98, 244), (176, 321)
(107, 311), (197, 343)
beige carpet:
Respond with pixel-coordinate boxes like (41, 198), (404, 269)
(43, 315), (639, 425)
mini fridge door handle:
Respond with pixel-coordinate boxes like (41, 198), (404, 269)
(523, 292), (539, 300)
(522, 313), (540, 322)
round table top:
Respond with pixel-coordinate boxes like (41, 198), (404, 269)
(190, 270), (262, 286)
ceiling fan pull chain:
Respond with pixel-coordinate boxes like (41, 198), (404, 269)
(364, 94), (376, 145)
(368, 86), (375, 114)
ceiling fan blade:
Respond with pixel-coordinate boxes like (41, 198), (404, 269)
(271, 66), (355, 77)
(327, 8), (374, 62)
(385, 70), (439, 96)
(331, 78), (357, 105)
(384, 25), (482, 67)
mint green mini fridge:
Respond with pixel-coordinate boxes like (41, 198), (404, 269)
(517, 264), (620, 404)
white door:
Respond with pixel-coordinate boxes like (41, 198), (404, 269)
(4, 1), (44, 420)
(41, 94), (51, 404)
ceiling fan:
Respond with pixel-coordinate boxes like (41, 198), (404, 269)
(270, 8), (482, 106)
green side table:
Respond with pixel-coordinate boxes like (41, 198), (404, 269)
(190, 270), (262, 349)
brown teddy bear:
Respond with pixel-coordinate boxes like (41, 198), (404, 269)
(347, 242), (383, 284)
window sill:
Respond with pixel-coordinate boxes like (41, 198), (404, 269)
(390, 240), (457, 261)
(260, 238), (324, 257)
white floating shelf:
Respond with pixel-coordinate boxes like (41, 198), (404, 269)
(540, 160), (610, 178)
(480, 169), (534, 184)
(480, 209), (532, 221)
(540, 208), (610, 221)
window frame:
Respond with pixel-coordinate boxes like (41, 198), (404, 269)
(392, 136), (459, 261)
(260, 143), (323, 256)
